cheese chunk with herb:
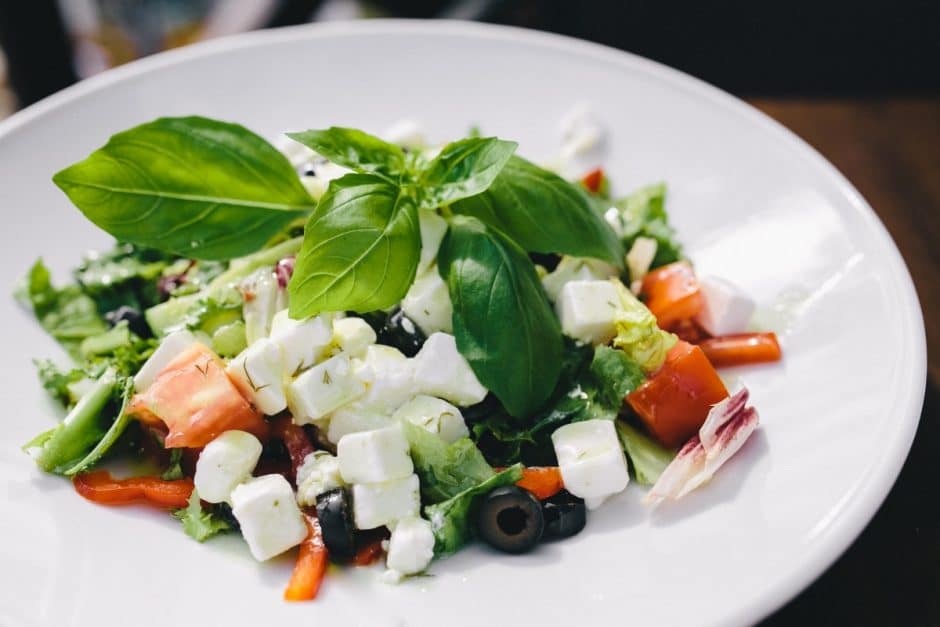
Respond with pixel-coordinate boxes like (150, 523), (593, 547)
(401, 270), (453, 335)
(352, 474), (421, 530)
(231, 474), (307, 561)
(552, 419), (629, 509)
(269, 309), (333, 376)
(392, 395), (468, 443)
(226, 338), (287, 415)
(556, 280), (621, 345)
(412, 333), (487, 406)
(353, 345), (415, 411)
(385, 516), (435, 577)
(194, 430), (263, 504)
(337, 423), (413, 484)
(287, 354), (365, 424)
(332, 317), (376, 358)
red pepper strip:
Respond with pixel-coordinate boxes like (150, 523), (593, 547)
(699, 332), (782, 368)
(352, 536), (386, 567)
(516, 467), (565, 500)
(270, 417), (316, 482)
(284, 514), (329, 602)
(73, 471), (194, 509)
(581, 167), (605, 193)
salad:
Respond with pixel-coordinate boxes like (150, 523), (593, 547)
(18, 114), (780, 599)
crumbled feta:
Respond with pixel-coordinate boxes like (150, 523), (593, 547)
(230, 474), (308, 561)
(695, 276), (756, 337)
(295, 451), (344, 507)
(555, 280), (621, 345)
(269, 309), (333, 376)
(352, 474), (421, 530)
(412, 333), (487, 406)
(332, 317), (376, 358)
(417, 211), (448, 274)
(287, 354), (365, 424)
(385, 516), (435, 576)
(133, 329), (197, 392)
(542, 256), (619, 302)
(226, 338), (287, 415)
(401, 269), (453, 335)
(194, 430), (263, 504)
(353, 345), (415, 411)
(392, 395), (468, 443)
(327, 402), (395, 444)
(552, 419), (629, 509)
(337, 423), (414, 484)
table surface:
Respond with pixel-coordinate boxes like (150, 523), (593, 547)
(750, 98), (939, 626)
(0, 94), (935, 625)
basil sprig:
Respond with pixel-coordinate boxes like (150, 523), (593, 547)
(52, 119), (625, 420)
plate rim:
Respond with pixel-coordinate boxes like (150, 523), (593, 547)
(0, 19), (927, 625)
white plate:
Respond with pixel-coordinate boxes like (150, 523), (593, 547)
(0, 20), (925, 627)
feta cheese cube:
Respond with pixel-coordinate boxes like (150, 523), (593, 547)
(392, 395), (468, 443)
(269, 309), (333, 376)
(231, 474), (308, 561)
(352, 474), (420, 530)
(626, 237), (658, 287)
(385, 516), (434, 576)
(287, 354), (365, 424)
(542, 256), (619, 302)
(412, 333), (487, 406)
(353, 345), (415, 411)
(332, 317), (376, 358)
(337, 423), (413, 484)
(327, 402), (395, 444)
(226, 338), (287, 416)
(240, 268), (282, 345)
(401, 270), (453, 335)
(295, 451), (344, 507)
(194, 430), (263, 504)
(695, 276), (756, 337)
(556, 280), (621, 345)
(552, 419), (629, 509)
(274, 133), (317, 168)
(417, 211), (448, 274)
(133, 329), (197, 392)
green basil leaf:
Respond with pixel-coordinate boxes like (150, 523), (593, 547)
(53, 116), (314, 261)
(418, 137), (517, 209)
(452, 155), (624, 267)
(286, 127), (406, 177)
(439, 215), (563, 418)
(288, 174), (420, 317)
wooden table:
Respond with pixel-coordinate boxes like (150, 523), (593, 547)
(750, 98), (939, 626)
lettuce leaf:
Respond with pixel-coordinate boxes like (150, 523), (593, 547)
(173, 490), (233, 542)
(611, 280), (677, 373)
(402, 422), (495, 504)
(615, 420), (676, 485)
(612, 183), (682, 269)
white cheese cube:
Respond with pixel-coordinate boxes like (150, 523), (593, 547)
(240, 269), (282, 345)
(353, 345), (415, 411)
(552, 419), (629, 509)
(295, 451), (344, 507)
(231, 474), (308, 561)
(626, 237), (658, 286)
(133, 329), (197, 392)
(274, 133), (317, 168)
(327, 402), (395, 444)
(401, 270), (453, 335)
(417, 211), (448, 274)
(194, 430), (263, 504)
(269, 309), (333, 376)
(352, 474), (421, 530)
(542, 256), (618, 302)
(332, 317), (376, 358)
(556, 280), (621, 345)
(287, 354), (365, 424)
(695, 276), (756, 337)
(392, 395), (468, 443)
(385, 516), (435, 577)
(337, 423), (413, 484)
(412, 333), (487, 406)
(226, 338), (287, 415)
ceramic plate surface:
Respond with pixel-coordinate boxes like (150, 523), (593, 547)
(0, 20), (925, 627)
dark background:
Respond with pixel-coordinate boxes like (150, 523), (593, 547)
(1, 2), (937, 625)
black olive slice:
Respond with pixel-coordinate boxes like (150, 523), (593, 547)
(315, 487), (357, 559)
(541, 489), (587, 540)
(475, 485), (544, 554)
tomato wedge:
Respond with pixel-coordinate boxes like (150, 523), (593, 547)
(699, 332), (782, 368)
(641, 261), (704, 329)
(284, 514), (329, 602)
(73, 471), (194, 509)
(128, 343), (267, 448)
(517, 467), (565, 500)
(581, 167), (605, 193)
(627, 341), (729, 448)
(352, 535), (387, 567)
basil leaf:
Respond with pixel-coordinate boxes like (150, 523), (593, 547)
(453, 155), (624, 267)
(286, 127), (406, 177)
(418, 137), (517, 209)
(53, 117), (314, 261)
(288, 174), (420, 317)
(439, 216), (563, 418)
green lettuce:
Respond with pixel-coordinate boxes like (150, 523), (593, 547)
(611, 279), (677, 373)
(615, 420), (676, 485)
(612, 183), (682, 269)
(173, 490), (233, 542)
(402, 422), (495, 504)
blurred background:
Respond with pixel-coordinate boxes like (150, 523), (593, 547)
(0, 1), (938, 625)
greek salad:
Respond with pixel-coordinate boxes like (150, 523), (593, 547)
(18, 114), (780, 599)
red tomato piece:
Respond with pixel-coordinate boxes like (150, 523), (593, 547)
(581, 167), (605, 193)
(641, 261), (704, 329)
(699, 332), (782, 368)
(128, 343), (267, 448)
(516, 467), (565, 500)
(627, 341), (729, 448)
